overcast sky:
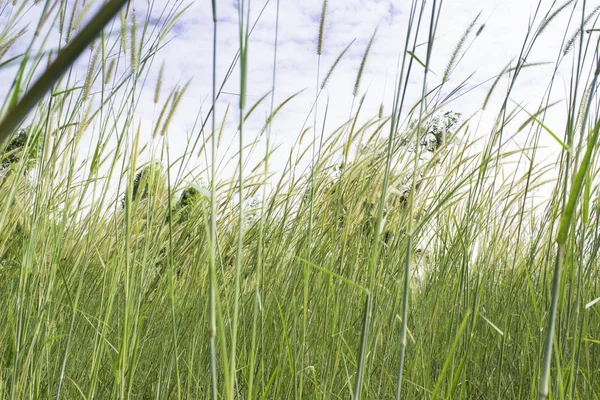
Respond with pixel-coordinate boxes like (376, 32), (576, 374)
(153, 0), (587, 180)
(2, 0), (599, 188)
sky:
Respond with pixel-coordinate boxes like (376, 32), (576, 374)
(150, 0), (580, 180)
(1, 0), (599, 191)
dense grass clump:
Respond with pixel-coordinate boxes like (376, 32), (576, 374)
(1, 1), (600, 399)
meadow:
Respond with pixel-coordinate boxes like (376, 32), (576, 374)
(0, 0), (599, 399)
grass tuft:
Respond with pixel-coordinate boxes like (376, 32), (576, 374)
(353, 27), (377, 97)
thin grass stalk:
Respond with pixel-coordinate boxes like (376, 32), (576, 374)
(299, 2), (328, 396)
(496, 329), (507, 399)
(229, 0), (251, 398)
(120, 119), (139, 399)
(539, 244), (565, 400)
(397, 1), (441, 397)
(309, 0), (328, 243)
(388, 2), (420, 397)
(576, 214), (600, 395)
(569, 215), (586, 398)
(165, 140), (182, 399)
(247, 0), (280, 397)
(208, 2), (219, 399)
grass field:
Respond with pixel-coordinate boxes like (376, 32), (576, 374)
(0, 0), (600, 399)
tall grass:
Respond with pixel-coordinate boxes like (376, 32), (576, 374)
(1, 0), (600, 399)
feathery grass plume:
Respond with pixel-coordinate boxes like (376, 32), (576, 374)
(317, 0), (328, 56)
(507, 61), (552, 73)
(563, 5), (600, 56)
(152, 89), (175, 139)
(73, 1), (94, 31)
(257, 90), (305, 136)
(83, 43), (100, 99)
(483, 61), (552, 110)
(299, 126), (311, 144)
(321, 39), (355, 89)
(105, 58), (116, 84)
(483, 61), (511, 110)
(243, 91), (271, 124)
(79, 100), (93, 133)
(0, 28), (27, 61)
(516, 100), (561, 133)
(443, 13), (480, 83)
(197, 132), (211, 157)
(130, 8), (138, 73)
(120, 8), (127, 55)
(66, 0), (80, 43)
(574, 85), (591, 135)
(154, 61), (165, 104)
(538, 0), (575, 36)
(378, 103), (383, 119)
(58, 0), (66, 37)
(160, 79), (191, 137)
(217, 104), (230, 148)
(159, 4), (194, 42)
(353, 27), (377, 97)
